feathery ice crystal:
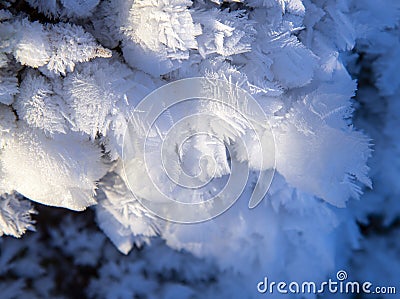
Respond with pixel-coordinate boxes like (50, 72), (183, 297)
(0, 0), (399, 298)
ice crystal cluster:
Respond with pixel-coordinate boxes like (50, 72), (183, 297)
(0, 0), (399, 298)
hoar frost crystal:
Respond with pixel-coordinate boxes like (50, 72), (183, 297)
(0, 0), (399, 298)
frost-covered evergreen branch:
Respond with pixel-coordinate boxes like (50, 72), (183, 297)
(0, 0), (399, 298)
